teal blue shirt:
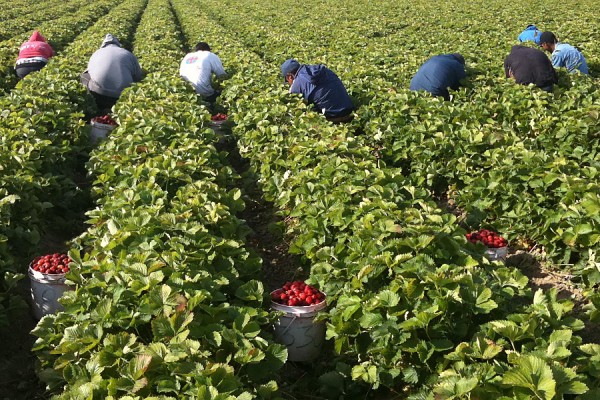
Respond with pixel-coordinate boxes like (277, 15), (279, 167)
(551, 43), (589, 74)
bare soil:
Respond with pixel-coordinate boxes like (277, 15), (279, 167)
(223, 137), (309, 291)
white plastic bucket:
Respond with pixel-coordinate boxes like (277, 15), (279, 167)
(485, 246), (509, 261)
(209, 120), (231, 136)
(271, 293), (327, 362)
(28, 266), (73, 320)
(90, 120), (116, 143)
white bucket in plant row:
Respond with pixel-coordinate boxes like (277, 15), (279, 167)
(271, 295), (327, 362)
(28, 266), (73, 320)
(485, 246), (509, 261)
(90, 120), (116, 143)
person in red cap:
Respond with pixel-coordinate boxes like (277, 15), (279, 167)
(14, 31), (54, 79)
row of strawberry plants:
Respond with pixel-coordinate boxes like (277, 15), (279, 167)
(0, 0), (61, 22)
(0, 0), (86, 42)
(0, 0), (120, 94)
(228, 79), (600, 399)
(0, 0), (147, 343)
(31, 0), (285, 397)
(172, 3), (600, 397)
(200, 0), (600, 283)
(369, 80), (600, 269)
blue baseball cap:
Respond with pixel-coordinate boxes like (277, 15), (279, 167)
(281, 59), (300, 81)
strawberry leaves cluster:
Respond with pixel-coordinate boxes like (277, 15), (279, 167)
(31, 253), (72, 275)
(466, 229), (508, 248)
(271, 281), (325, 306)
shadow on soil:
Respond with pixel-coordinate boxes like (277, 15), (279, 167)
(218, 133), (309, 291)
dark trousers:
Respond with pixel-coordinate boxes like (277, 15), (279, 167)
(80, 71), (119, 111)
(326, 109), (354, 123)
(14, 61), (47, 79)
(203, 90), (221, 103)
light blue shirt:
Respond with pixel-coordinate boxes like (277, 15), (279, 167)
(518, 25), (542, 45)
(551, 43), (589, 74)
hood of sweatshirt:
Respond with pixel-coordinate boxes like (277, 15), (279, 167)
(101, 34), (122, 48)
(29, 31), (47, 43)
(302, 64), (330, 85)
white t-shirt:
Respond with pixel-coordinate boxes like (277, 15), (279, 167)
(179, 51), (227, 96)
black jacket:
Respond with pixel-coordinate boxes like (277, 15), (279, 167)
(504, 45), (558, 89)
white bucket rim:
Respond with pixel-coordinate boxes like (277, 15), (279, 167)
(209, 119), (228, 126)
(90, 120), (117, 131)
(485, 246), (509, 260)
(28, 264), (67, 284)
(485, 246), (508, 253)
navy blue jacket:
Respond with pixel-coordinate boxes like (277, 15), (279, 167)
(504, 45), (558, 89)
(290, 64), (354, 117)
(409, 54), (466, 100)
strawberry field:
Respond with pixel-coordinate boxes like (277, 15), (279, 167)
(1, 0), (600, 398)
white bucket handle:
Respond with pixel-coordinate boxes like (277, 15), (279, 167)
(279, 315), (298, 337)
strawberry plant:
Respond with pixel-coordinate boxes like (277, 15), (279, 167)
(0, 0), (119, 93)
(0, 0), (147, 382)
(172, 1), (600, 397)
(0, 0), (90, 42)
(0, 0), (595, 397)
(32, 0), (284, 398)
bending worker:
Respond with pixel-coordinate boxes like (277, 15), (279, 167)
(14, 31), (54, 79)
(410, 53), (466, 101)
(180, 41), (228, 103)
(518, 24), (542, 45)
(539, 31), (589, 74)
(80, 34), (143, 112)
(504, 45), (558, 92)
(281, 58), (354, 123)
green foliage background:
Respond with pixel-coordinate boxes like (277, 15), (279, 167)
(0, 0), (599, 398)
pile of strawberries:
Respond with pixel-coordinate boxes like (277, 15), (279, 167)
(30, 253), (72, 275)
(211, 113), (228, 121)
(92, 115), (118, 126)
(466, 229), (508, 248)
(271, 281), (325, 307)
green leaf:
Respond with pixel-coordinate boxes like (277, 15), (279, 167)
(376, 290), (400, 307)
(359, 312), (384, 329)
(107, 219), (119, 235)
(235, 280), (264, 302)
(502, 355), (556, 400)
(475, 288), (498, 313)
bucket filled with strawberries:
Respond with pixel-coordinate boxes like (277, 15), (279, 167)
(466, 229), (509, 261)
(209, 113), (232, 135)
(90, 114), (118, 143)
(28, 253), (74, 319)
(271, 281), (327, 362)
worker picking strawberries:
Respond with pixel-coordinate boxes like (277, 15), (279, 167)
(14, 30), (54, 79)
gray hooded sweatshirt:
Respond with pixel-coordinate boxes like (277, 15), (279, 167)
(85, 34), (142, 98)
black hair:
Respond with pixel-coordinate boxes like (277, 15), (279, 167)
(539, 32), (558, 44)
(195, 42), (211, 51)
